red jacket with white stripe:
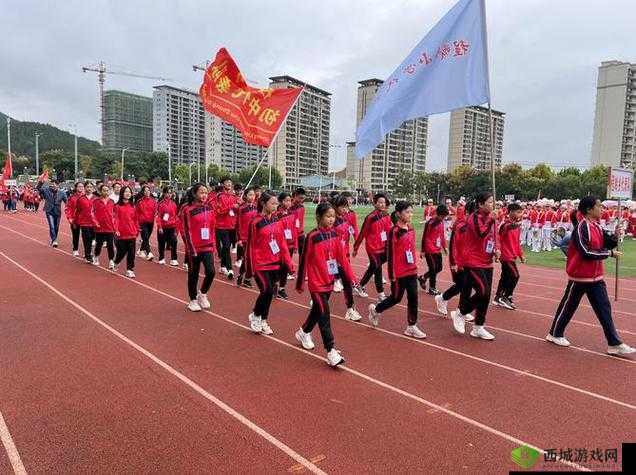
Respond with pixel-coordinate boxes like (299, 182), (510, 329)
(215, 191), (238, 230)
(156, 198), (178, 230)
(74, 195), (97, 227)
(181, 203), (216, 255)
(296, 226), (356, 293)
(421, 217), (446, 254)
(276, 208), (298, 250)
(353, 209), (392, 256)
(345, 210), (359, 241)
(93, 197), (115, 233)
(566, 215), (617, 282)
(135, 196), (157, 224)
(461, 210), (497, 269)
(289, 202), (305, 235)
(237, 202), (258, 242)
(245, 213), (294, 277)
(498, 218), (523, 262)
(114, 203), (139, 240)
(387, 224), (418, 280)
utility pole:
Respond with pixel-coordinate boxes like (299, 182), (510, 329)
(6, 117), (11, 158)
(167, 144), (172, 184)
(35, 132), (41, 175)
(120, 147), (128, 180)
(71, 125), (78, 179)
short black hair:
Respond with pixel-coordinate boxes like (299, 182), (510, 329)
(373, 192), (389, 205)
(292, 187), (306, 196)
(508, 203), (522, 212)
(436, 204), (449, 217)
(340, 191), (353, 199)
(220, 176), (232, 184)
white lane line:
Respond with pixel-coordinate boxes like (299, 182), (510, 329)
(0, 410), (27, 475)
(0, 252), (326, 475)
(0, 250), (591, 473)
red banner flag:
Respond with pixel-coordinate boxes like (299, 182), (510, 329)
(199, 48), (303, 147)
(2, 152), (12, 179)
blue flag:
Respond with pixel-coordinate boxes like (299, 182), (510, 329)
(355, 0), (490, 159)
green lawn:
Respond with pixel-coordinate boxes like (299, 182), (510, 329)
(304, 203), (636, 278)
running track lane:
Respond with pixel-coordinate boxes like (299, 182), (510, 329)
(0, 257), (325, 474)
(0, 222), (629, 470)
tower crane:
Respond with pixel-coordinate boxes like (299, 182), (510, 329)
(82, 61), (171, 144)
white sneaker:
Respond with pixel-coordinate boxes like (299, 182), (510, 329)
(187, 300), (202, 312)
(197, 292), (211, 309)
(138, 250), (147, 259)
(219, 266), (229, 276)
(377, 292), (387, 303)
(125, 270), (136, 279)
(345, 308), (362, 322)
(434, 294), (448, 316)
(248, 313), (262, 333)
(92, 256), (99, 266)
(333, 279), (344, 293)
(52, 240), (59, 248)
(287, 273), (296, 281)
(451, 310), (465, 335)
(326, 348), (345, 366)
(546, 334), (571, 347)
(227, 270), (234, 280)
(183, 263), (189, 271)
(108, 260), (115, 270)
(353, 286), (368, 298)
(404, 324), (427, 339)
(170, 260), (179, 266)
(295, 328), (315, 350)
(231, 246), (237, 255)
(261, 320), (273, 335)
(464, 313), (475, 322)
(146, 252), (154, 261)
(158, 259), (166, 265)
(607, 343), (636, 355)
(470, 325), (495, 340)
(72, 250), (80, 257)
(234, 259), (243, 269)
(368, 304), (381, 327)
(382, 277), (387, 284)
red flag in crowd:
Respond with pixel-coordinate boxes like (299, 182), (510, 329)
(2, 152), (12, 179)
(199, 48), (303, 147)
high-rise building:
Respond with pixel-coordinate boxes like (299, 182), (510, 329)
(152, 85), (205, 166)
(346, 79), (428, 192)
(205, 114), (267, 174)
(447, 105), (504, 173)
(267, 76), (331, 188)
(103, 90), (153, 152)
(591, 60), (636, 169)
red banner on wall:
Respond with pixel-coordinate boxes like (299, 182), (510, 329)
(199, 48), (303, 147)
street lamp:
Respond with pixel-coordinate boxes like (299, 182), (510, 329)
(188, 162), (196, 185)
(35, 132), (41, 175)
(120, 148), (129, 180)
(69, 124), (78, 179)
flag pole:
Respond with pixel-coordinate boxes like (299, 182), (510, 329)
(480, 0), (496, 199)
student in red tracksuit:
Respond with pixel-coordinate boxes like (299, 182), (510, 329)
(493, 203), (526, 309)
(341, 191), (359, 241)
(156, 187), (179, 266)
(236, 187), (257, 289)
(66, 182), (84, 256)
(275, 192), (297, 299)
(74, 181), (97, 263)
(92, 183), (116, 268)
(353, 193), (393, 301)
(246, 192), (295, 335)
(289, 187), (306, 261)
(113, 186), (139, 278)
(450, 191), (500, 340)
(295, 202), (357, 366)
(216, 177), (238, 279)
(181, 183), (217, 312)
(135, 185), (157, 260)
(547, 196), (635, 355)
(418, 205), (449, 295)
(368, 201), (427, 339)
(333, 195), (362, 322)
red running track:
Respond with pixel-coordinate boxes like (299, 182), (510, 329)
(1, 211), (634, 473)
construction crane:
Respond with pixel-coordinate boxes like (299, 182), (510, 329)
(82, 61), (171, 145)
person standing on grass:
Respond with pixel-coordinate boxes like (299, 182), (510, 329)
(289, 187), (306, 262)
(353, 193), (393, 302)
(235, 187), (257, 289)
(215, 177), (238, 280)
(36, 176), (67, 247)
(332, 195), (363, 322)
(245, 192), (295, 335)
(418, 204), (449, 295)
(451, 191), (500, 340)
(65, 182), (83, 256)
(295, 202), (356, 366)
(92, 184), (116, 269)
(135, 185), (157, 261)
(156, 187), (179, 266)
(181, 183), (216, 313)
(113, 185), (139, 278)
(368, 201), (427, 339)
(74, 181), (97, 264)
(547, 196), (635, 355)
(275, 192), (297, 299)
(493, 203), (525, 310)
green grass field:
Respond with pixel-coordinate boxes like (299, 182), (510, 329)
(303, 203), (636, 278)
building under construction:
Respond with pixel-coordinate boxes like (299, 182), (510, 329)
(103, 90), (153, 152)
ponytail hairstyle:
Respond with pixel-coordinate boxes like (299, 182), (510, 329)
(257, 191), (274, 213)
(572, 195), (598, 226)
(187, 183), (207, 205)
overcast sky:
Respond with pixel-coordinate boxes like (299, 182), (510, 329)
(1, 0), (633, 172)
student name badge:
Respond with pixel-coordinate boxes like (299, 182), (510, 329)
(405, 250), (414, 264)
(284, 229), (292, 240)
(269, 239), (280, 255)
(295, 218), (300, 229)
(435, 237), (441, 248)
(201, 227), (210, 240)
(229, 210), (235, 217)
(327, 258), (338, 275)
(380, 231), (387, 242)
(348, 225), (354, 236)
(162, 213), (169, 222)
(485, 239), (494, 254)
